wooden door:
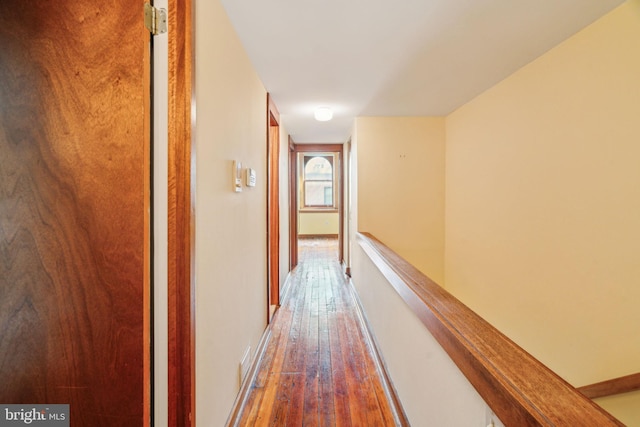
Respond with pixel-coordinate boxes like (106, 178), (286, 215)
(0, 1), (150, 425)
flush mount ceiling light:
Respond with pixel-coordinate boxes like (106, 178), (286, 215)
(314, 107), (333, 122)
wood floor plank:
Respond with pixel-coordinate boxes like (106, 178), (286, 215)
(282, 275), (309, 426)
(361, 337), (398, 426)
(328, 301), (352, 427)
(240, 321), (281, 425)
(334, 265), (389, 426)
(302, 276), (320, 426)
(234, 237), (403, 426)
(318, 266), (336, 427)
(337, 303), (368, 426)
(251, 300), (294, 425)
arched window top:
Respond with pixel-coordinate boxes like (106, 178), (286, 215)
(304, 156), (332, 181)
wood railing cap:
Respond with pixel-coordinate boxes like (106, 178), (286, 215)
(578, 372), (640, 400)
(356, 232), (623, 427)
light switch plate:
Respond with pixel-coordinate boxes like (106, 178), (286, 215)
(233, 160), (242, 192)
(246, 168), (256, 187)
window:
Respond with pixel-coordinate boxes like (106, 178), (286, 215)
(302, 154), (336, 208)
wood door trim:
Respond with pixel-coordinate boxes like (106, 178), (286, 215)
(291, 144), (345, 264)
(168, 0), (196, 425)
(268, 93), (280, 125)
(267, 93), (280, 320)
(289, 137), (298, 269)
(339, 145), (344, 263)
(294, 143), (343, 152)
(143, 18), (152, 426)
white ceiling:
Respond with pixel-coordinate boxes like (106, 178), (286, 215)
(219, 0), (624, 143)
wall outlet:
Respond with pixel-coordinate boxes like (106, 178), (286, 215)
(239, 346), (251, 387)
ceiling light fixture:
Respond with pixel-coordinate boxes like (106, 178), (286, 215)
(314, 107), (333, 122)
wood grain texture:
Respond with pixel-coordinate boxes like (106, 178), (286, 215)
(267, 94), (280, 316)
(0, 1), (149, 425)
(357, 232), (624, 426)
(288, 137), (298, 269)
(167, 0), (196, 425)
(578, 372), (640, 399)
(232, 238), (404, 426)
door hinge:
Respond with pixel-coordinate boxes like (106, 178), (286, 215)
(144, 2), (167, 35)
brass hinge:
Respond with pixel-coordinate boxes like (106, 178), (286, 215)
(144, 2), (167, 35)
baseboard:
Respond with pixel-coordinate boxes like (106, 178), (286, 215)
(279, 270), (294, 302)
(225, 326), (273, 427)
(298, 234), (339, 239)
(342, 260), (351, 277)
(347, 279), (410, 426)
(225, 272), (294, 426)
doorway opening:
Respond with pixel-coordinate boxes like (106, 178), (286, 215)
(289, 144), (344, 271)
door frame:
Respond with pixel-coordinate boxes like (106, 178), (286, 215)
(167, 0), (196, 425)
(267, 94), (280, 321)
(289, 143), (344, 269)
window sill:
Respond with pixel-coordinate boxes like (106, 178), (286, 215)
(299, 208), (339, 213)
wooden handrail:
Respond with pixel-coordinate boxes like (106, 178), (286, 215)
(578, 372), (640, 399)
(357, 232), (623, 426)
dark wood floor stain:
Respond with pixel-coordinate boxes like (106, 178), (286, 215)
(237, 237), (400, 426)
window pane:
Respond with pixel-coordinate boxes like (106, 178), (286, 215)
(324, 186), (332, 205)
(302, 156), (335, 207)
(304, 157), (332, 181)
(305, 181), (332, 206)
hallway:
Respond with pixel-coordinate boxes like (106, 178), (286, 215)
(234, 237), (406, 426)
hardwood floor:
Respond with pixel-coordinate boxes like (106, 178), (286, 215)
(235, 237), (406, 426)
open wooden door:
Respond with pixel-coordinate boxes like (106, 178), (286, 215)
(0, 1), (150, 425)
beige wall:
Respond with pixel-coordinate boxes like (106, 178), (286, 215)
(356, 117), (445, 284)
(298, 211), (339, 235)
(351, 243), (503, 426)
(595, 390), (640, 426)
(188, 0), (640, 424)
(195, 1), (268, 424)
(445, 1), (640, 423)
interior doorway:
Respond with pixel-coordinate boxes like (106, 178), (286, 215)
(289, 144), (344, 270)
